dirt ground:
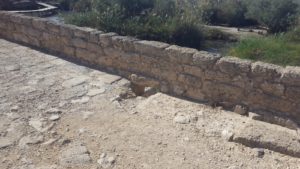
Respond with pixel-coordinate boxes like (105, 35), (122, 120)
(0, 39), (299, 169)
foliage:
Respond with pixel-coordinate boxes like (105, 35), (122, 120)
(200, 0), (256, 27)
(229, 30), (300, 66)
(245, 0), (299, 33)
(64, 0), (204, 49)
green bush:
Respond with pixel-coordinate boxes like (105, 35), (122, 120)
(172, 21), (203, 49)
(64, 12), (98, 28)
(245, 0), (299, 33)
(229, 32), (300, 66)
(200, 0), (256, 27)
(64, 0), (204, 49)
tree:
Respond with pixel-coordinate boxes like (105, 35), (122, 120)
(245, 0), (299, 33)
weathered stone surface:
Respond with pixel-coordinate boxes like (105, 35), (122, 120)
(232, 121), (300, 158)
(192, 51), (221, 68)
(174, 114), (191, 124)
(0, 138), (14, 149)
(112, 35), (137, 52)
(62, 77), (88, 88)
(249, 111), (299, 130)
(60, 143), (92, 167)
(99, 32), (117, 47)
(216, 57), (252, 75)
(129, 74), (159, 87)
(60, 24), (76, 37)
(72, 38), (87, 49)
(86, 42), (101, 52)
(46, 21), (60, 34)
(87, 88), (105, 96)
(32, 18), (46, 30)
(63, 46), (75, 56)
(166, 45), (197, 64)
(260, 82), (285, 97)
(285, 86), (300, 102)
(178, 74), (202, 88)
(134, 40), (169, 57)
(185, 87), (206, 100)
(19, 134), (44, 149)
(234, 105), (248, 116)
(73, 27), (95, 39)
(281, 66), (300, 86)
(251, 62), (283, 81)
(183, 65), (204, 78)
(89, 30), (102, 43)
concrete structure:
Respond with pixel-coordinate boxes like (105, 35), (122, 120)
(0, 11), (299, 123)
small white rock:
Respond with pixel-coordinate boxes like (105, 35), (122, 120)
(174, 115), (190, 124)
(46, 108), (62, 114)
(82, 111), (95, 120)
(10, 105), (19, 112)
(221, 129), (234, 141)
(49, 115), (60, 121)
(71, 97), (90, 104)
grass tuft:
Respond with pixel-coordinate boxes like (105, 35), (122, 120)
(229, 28), (300, 66)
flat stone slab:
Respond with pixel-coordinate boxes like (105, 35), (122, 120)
(97, 74), (121, 84)
(62, 77), (88, 88)
(232, 121), (300, 158)
(0, 138), (14, 149)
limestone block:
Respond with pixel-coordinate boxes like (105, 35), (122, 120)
(232, 121), (300, 158)
(89, 30), (103, 43)
(165, 45), (197, 64)
(178, 74), (202, 88)
(87, 42), (101, 53)
(41, 33), (62, 52)
(7, 22), (16, 32)
(99, 32), (118, 48)
(75, 48), (90, 60)
(216, 57), (252, 75)
(185, 87), (206, 100)
(251, 61), (283, 81)
(285, 86), (300, 102)
(46, 21), (60, 34)
(192, 51), (221, 69)
(72, 38), (87, 49)
(19, 15), (33, 26)
(0, 21), (6, 29)
(60, 24), (76, 38)
(134, 40), (169, 57)
(15, 33), (29, 44)
(32, 18), (47, 30)
(247, 91), (294, 115)
(0, 11), (12, 20)
(260, 82), (285, 97)
(281, 66), (300, 86)
(183, 65), (204, 78)
(111, 35), (137, 52)
(28, 37), (40, 47)
(204, 70), (231, 81)
(76, 48), (97, 63)
(202, 81), (244, 103)
(9, 14), (25, 24)
(63, 46), (75, 57)
(129, 74), (159, 88)
(73, 27), (96, 40)
(26, 27), (42, 38)
(172, 84), (186, 96)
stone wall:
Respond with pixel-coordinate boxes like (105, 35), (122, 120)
(0, 12), (299, 122)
